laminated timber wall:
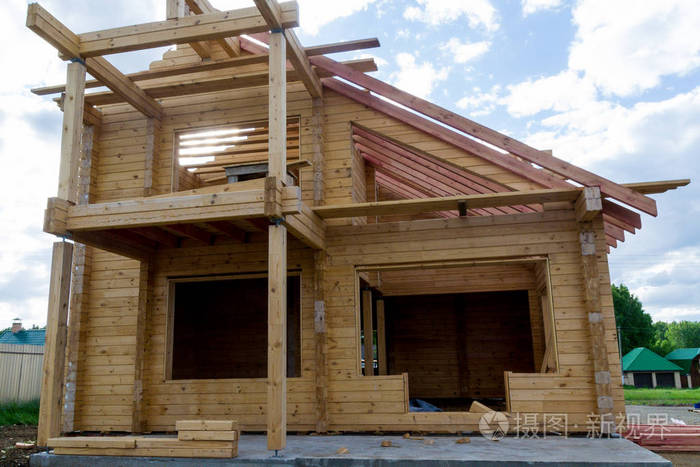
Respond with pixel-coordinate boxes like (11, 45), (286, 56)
(69, 43), (621, 432)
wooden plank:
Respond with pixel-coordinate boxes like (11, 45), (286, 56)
(579, 222), (614, 432)
(268, 31), (286, 182)
(178, 430), (237, 441)
(77, 3), (299, 57)
(313, 57), (658, 216)
(312, 188), (581, 219)
(621, 179), (690, 194)
(48, 436), (137, 449)
(376, 299), (387, 376)
(575, 186), (602, 222)
(362, 290), (373, 376)
(57, 61), (86, 204)
(143, 118), (160, 196)
(131, 261), (150, 433)
(267, 223), (287, 450)
(313, 251), (328, 433)
(38, 242), (73, 446)
(306, 38), (380, 56)
(84, 57), (163, 119)
(175, 420), (238, 431)
(312, 97), (325, 206)
(26, 4), (80, 58)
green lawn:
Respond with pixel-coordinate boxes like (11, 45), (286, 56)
(0, 400), (40, 426)
(624, 387), (700, 406)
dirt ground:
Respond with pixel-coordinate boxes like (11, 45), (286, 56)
(0, 425), (45, 466)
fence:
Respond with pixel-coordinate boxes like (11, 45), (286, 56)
(0, 343), (44, 402)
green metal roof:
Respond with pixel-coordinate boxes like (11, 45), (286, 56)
(0, 329), (45, 346)
(622, 347), (682, 372)
(665, 348), (700, 374)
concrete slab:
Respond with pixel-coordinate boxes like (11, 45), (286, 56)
(31, 434), (671, 466)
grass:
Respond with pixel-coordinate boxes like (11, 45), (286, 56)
(0, 400), (40, 426)
(624, 387), (700, 406)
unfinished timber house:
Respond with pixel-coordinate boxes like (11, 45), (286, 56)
(29, 0), (688, 458)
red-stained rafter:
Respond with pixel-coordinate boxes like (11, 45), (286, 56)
(373, 171), (455, 219)
(361, 150), (485, 217)
(356, 143), (502, 217)
(311, 56), (658, 217)
(602, 199), (642, 230)
(603, 213), (635, 235)
(604, 222), (625, 243)
(352, 126), (535, 215)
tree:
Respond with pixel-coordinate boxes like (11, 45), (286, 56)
(650, 321), (674, 356)
(612, 284), (654, 355)
(666, 321), (700, 348)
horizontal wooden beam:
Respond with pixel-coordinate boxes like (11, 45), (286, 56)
(305, 38), (380, 56)
(62, 187), (301, 231)
(313, 57), (658, 216)
(81, 59), (375, 107)
(621, 179), (690, 194)
(185, 0), (241, 57)
(312, 188), (582, 219)
(285, 204), (326, 250)
(26, 3), (79, 58)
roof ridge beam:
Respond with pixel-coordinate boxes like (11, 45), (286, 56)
(311, 56), (658, 216)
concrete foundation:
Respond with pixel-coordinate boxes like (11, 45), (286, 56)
(31, 434), (670, 466)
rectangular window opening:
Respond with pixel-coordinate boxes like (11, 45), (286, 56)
(172, 117), (301, 192)
(168, 274), (301, 380)
(359, 260), (556, 412)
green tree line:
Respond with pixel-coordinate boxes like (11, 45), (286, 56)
(612, 283), (700, 356)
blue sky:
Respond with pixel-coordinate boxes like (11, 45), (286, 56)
(0, 0), (698, 327)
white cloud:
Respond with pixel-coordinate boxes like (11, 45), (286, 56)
(390, 53), (449, 99)
(440, 38), (490, 64)
(404, 0), (499, 31)
(521, 0), (562, 16)
(569, 0), (700, 96)
(456, 85), (501, 117)
(211, 0), (377, 35)
(502, 70), (598, 118)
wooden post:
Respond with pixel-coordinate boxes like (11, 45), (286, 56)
(38, 242), (73, 446)
(144, 118), (160, 197)
(578, 189), (614, 433)
(58, 61), (86, 204)
(166, 0), (185, 19)
(376, 299), (387, 375)
(267, 29), (287, 452)
(131, 260), (151, 433)
(362, 290), (374, 376)
(313, 251), (328, 432)
(311, 97), (325, 206)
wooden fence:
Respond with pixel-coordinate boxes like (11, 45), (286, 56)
(0, 343), (44, 402)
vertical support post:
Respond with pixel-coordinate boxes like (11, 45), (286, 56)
(579, 216), (614, 433)
(132, 260), (151, 433)
(267, 29), (287, 452)
(311, 97), (325, 206)
(313, 251), (328, 432)
(362, 290), (374, 376)
(63, 123), (97, 432)
(166, 0), (185, 19)
(58, 61), (86, 204)
(376, 299), (387, 375)
(144, 118), (160, 197)
(38, 242), (73, 446)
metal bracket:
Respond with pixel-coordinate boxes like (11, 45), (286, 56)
(269, 216), (285, 226)
(69, 57), (86, 66)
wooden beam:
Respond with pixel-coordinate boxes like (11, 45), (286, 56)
(312, 57), (658, 216)
(144, 118), (160, 196)
(84, 57), (162, 119)
(70, 230), (154, 261)
(57, 61), (85, 204)
(313, 188), (582, 219)
(185, 0), (242, 57)
(80, 59), (374, 107)
(313, 251), (328, 432)
(602, 199), (642, 230)
(26, 3), (80, 58)
(267, 29), (287, 452)
(167, 0), (186, 19)
(575, 186), (602, 222)
(77, 3), (299, 57)
(579, 224), (614, 432)
(362, 290), (374, 376)
(621, 179), (690, 194)
(306, 38), (380, 56)
(164, 224), (213, 245)
(37, 241), (73, 446)
(376, 299), (387, 376)
(312, 97), (325, 206)
(131, 260), (150, 433)
(132, 227), (180, 248)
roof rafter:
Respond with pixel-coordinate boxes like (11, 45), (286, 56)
(253, 0), (323, 97)
(311, 56), (658, 216)
(184, 0), (242, 57)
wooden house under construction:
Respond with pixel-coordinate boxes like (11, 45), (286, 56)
(28, 0), (689, 457)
